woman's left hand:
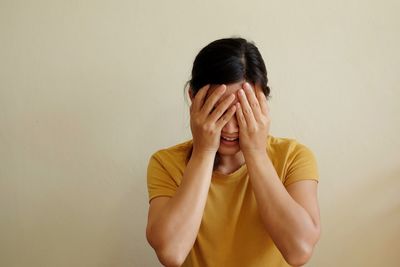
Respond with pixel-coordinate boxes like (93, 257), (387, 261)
(235, 82), (271, 155)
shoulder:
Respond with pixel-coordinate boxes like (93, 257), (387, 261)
(267, 134), (318, 172)
(146, 141), (193, 200)
(149, 139), (193, 168)
(268, 135), (319, 186)
(268, 135), (313, 156)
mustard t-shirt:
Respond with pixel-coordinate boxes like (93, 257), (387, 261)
(147, 135), (319, 267)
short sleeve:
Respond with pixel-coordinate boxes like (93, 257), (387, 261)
(146, 153), (178, 203)
(284, 143), (319, 187)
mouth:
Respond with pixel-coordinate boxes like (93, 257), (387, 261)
(220, 136), (239, 145)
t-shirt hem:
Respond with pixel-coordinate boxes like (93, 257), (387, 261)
(148, 193), (175, 203)
(284, 177), (319, 187)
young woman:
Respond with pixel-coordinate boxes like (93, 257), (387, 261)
(146, 38), (320, 267)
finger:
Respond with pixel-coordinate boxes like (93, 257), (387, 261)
(216, 104), (237, 129)
(243, 83), (262, 122)
(237, 88), (257, 126)
(235, 102), (247, 128)
(256, 89), (268, 115)
(201, 84), (227, 115)
(192, 84), (210, 112)
(209, 93), (235, 122)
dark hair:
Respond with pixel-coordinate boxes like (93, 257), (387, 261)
(187, 37), (271, 99)
(185, 37), (271, 168)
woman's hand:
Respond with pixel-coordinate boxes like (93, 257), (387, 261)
(235, 82), (271, 155)
(190, 84), (237, 155)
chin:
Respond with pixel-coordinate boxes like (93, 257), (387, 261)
(217, 145), (241, 155)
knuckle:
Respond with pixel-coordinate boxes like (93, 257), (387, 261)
(213, 107), (224, 115)
(220, 114), (229, 122)
(208, 128), (217, 135)
(244, 108), (252, 115)
(251, 102), (259, 109)
(202, 123), (214, 133)
(204, 102), (213, 111)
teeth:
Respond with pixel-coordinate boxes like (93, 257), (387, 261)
(222, 136), (238, 141)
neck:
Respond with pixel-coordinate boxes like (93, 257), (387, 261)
(215, 151), (245, 175)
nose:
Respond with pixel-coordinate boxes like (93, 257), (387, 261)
(222, 115), (239, 133)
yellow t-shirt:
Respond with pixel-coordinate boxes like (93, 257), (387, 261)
(147, 135), (319, 267)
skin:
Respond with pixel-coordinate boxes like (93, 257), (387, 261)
(146, 81), (321, 267)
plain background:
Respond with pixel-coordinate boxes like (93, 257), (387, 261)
(1, 1), (399, 266)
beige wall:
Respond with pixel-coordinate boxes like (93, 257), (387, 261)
(1, 1), (399, 266)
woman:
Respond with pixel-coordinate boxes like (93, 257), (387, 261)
(146, 37), (320, 267)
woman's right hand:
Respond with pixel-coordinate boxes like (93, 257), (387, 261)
(190, 84), (237, 155)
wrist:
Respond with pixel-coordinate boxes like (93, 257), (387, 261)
(191, 147), (217, 161)
(242, 149), (270, 162)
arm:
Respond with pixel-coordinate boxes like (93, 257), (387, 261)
(235, 83), (320, 266)
(146, 150), (215, 267)
(244, 151), (320, 267)
(146, 84), (237, 267)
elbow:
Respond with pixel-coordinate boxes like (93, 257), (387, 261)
(156, 247), (186, 267)
(146, 225), (187, 267)
(284, 242), (314, 267)
(284, 227), (320, 267)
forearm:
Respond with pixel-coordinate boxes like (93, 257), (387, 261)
(244, 151), (319, 264)
(150, 150), (215, 262)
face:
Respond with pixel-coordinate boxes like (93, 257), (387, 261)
(205, 81), (263, 156)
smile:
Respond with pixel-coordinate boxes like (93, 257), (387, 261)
(221, 136), (239, 141)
